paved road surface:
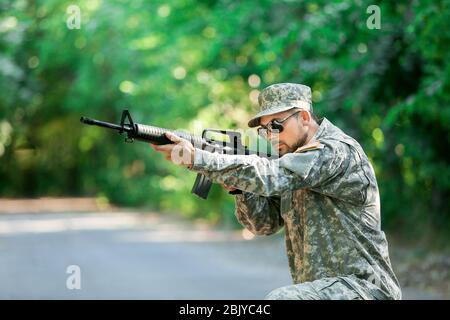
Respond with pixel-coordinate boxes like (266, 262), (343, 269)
(0, 211), (443, 299)
(0, 211), (291, 299)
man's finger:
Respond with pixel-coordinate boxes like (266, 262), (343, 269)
(224, 185), (237, 191)
(151, 143), (171, 152)
(165, 132), (183, 143)
(155, 144), (175, 152)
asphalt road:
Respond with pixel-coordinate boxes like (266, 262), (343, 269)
(0, 211), (291, 299)
(0, 211), (443, 299)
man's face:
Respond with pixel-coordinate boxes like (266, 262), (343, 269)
(259, 109), (313, 156)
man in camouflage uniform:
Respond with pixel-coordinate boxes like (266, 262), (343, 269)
(151, 83), (402, 300)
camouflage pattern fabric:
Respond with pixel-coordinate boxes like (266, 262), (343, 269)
(190, 118), (402, 300)
(265, 277), (364, 300)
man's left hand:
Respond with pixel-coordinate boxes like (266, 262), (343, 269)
(150, 132), (195, 168)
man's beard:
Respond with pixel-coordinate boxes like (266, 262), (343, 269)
(292, 135), (308, 151)
(279, 135), (308, 155)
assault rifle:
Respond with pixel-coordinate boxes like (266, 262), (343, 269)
(80, 110), (274, 199)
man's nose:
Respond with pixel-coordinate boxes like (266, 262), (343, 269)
(266, 130), (280, 140)
(269, 133), (280, 146)
(266, 129), (279, 140)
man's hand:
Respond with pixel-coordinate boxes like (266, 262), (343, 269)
(222, 184), (237, 192)
(150, 132), (195, 168)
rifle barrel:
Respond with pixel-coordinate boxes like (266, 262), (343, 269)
(80, 117), (133, 132)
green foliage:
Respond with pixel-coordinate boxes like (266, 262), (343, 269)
(0, 0), (448, 237)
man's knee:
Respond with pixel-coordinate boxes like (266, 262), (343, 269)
(264, 287), (286, 300)
(265, 278), (363, 300)
(264, 284), (318, 300)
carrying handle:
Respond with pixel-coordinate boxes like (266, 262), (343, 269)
(202, 128), (247, 154)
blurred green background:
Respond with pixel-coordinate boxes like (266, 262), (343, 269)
(0, 0), (449, 241)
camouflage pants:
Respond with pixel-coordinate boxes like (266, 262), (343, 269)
(265, 277), (372, 300)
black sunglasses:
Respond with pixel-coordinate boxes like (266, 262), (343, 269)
(257, 110), (301, 137)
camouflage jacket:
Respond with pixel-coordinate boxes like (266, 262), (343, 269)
(190, 118), (401, 299)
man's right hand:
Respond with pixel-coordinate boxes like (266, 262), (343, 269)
(222, 184), (237, 192)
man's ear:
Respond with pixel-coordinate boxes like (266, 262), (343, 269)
(300, 110), (311, 123)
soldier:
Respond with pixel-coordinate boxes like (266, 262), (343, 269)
(150, 83), (402, 300)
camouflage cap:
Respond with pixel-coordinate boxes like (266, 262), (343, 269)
(248, 83), (312, 127)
